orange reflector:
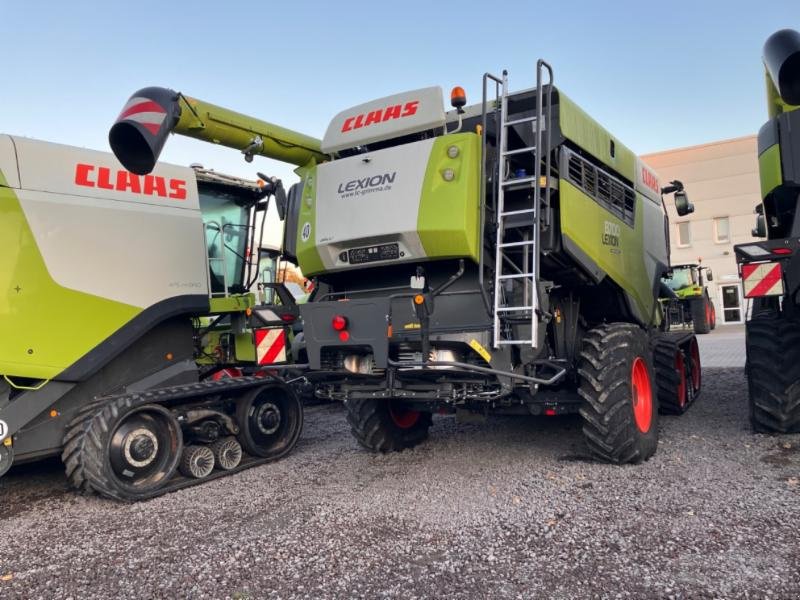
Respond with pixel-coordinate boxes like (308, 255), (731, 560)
(50, 409), (59, 418)
(450, 86), (466, 108)
(3, 438), (11, 447)
(387, 325), (393, 337)
(165, 353), (174, 361)
(414, 294), (425, 305)
(245, 307), (253, 317)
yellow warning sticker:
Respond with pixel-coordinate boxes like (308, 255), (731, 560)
(468, 339), (492, 363)
(403, 322), (421, 330)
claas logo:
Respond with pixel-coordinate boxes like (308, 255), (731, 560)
(641, 167), (659, 194)
(75, 164), (187, 200)
(341, 101), (420, 132)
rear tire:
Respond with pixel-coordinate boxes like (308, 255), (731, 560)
(346, 399), (432, 453)
(578, 323), (659, 463)
(746, 309), (800, 433)
(691, 296), (711, 334)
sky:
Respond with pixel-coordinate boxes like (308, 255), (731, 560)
(1, 0), (797, 190)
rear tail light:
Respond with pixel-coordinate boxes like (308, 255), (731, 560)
(773, 247), (792, 255)
(332, 314), (350, 341)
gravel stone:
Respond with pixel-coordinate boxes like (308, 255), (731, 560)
(1, 368), (799, 599)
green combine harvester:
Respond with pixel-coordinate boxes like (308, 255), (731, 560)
(111, 60), (703, 464)
(661, 263), (717, 334)
(0, 136), (306, 499)
(735, 28), (800, 433)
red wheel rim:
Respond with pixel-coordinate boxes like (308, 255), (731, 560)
(631, 357), (653, 433)
(389, 403), (421, 429)
(706, 302), (712, 326)
(675, 351), (687, 408)
(212, 368), (243, 380)
(689, 338), (701, 392)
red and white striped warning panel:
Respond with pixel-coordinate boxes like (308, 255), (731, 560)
(742, 262), (784, 298)
(255, 328), (287, 365)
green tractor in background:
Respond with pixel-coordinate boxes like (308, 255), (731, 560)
(661, 263), (716, 334)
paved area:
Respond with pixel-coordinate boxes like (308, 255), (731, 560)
(2, 368), (799, 599)
(696, 324), (746, 368)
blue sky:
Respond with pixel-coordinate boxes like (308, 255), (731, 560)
(1, 0), (797, 186)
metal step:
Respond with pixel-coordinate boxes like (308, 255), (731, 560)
(505, 115), (538, 127)
(500, 208), (536, 217)
(496, 340), (534, 345)
(496, 306), (534, 312)
(498, 240), (536, 248)
(502, 176), (539, 186)
(498, 272), (535, 280)
(502, 146), (536, 157)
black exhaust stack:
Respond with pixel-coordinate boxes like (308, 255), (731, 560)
(109, 87), (182, 175)
(763, 29), (800, 106)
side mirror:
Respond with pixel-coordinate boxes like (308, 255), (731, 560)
(274, 184), (287, 221)
(705, 269), (714, 282)
(674, 190), (694, 217)
(752, 213), (767, 237)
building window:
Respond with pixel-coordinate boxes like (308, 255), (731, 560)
(676, 222), (691, 247)
(714, 216), (730, 243)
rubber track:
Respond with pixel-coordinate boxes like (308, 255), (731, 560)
(577, 323), (657, 464)
(346, 399), (432, 453)
(652, 334), (698, 415)
(61, 377), (277, 501)
(746, 310), (800, 433)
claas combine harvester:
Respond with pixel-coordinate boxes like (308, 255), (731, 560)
(0, 136), (309, 499)
(735, 29), (800, 433)
(110, 60), (703, 465)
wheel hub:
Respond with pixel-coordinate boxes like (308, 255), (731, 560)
(256, 402), (281, 435)
(123, 428), (159, 468)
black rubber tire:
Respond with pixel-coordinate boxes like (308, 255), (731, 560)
(578, 323), (659, 464)
(691, 296), (711, 334)
(62, 399), (183, 501)
(179, 445), (215, 479)
(746, 309), (800, 433)
(346, 399), (433, 453)
(653, 338), (690, 415)
(236, 383), (303, 460)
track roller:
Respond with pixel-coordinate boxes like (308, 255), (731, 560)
(210, 436), (243, 470)
(180, 445), (216, 479)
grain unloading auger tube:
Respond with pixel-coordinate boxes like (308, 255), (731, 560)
(109, 87), (326, 174)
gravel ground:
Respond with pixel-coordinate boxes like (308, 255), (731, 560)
(1, 367), (800, 599)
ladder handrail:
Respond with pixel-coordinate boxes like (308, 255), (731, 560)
(491, 60), (554, 350)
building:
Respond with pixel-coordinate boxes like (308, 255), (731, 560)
(642, 135), (760, 325)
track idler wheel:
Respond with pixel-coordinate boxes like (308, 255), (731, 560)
(210, 436), (243, 470)
(236, 384), (303, 460)
(62, 400), (183, 501)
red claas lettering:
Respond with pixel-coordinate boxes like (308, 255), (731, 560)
(74, 164), (187, 201)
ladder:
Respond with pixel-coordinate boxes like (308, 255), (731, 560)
(491, 60), (553, 349)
